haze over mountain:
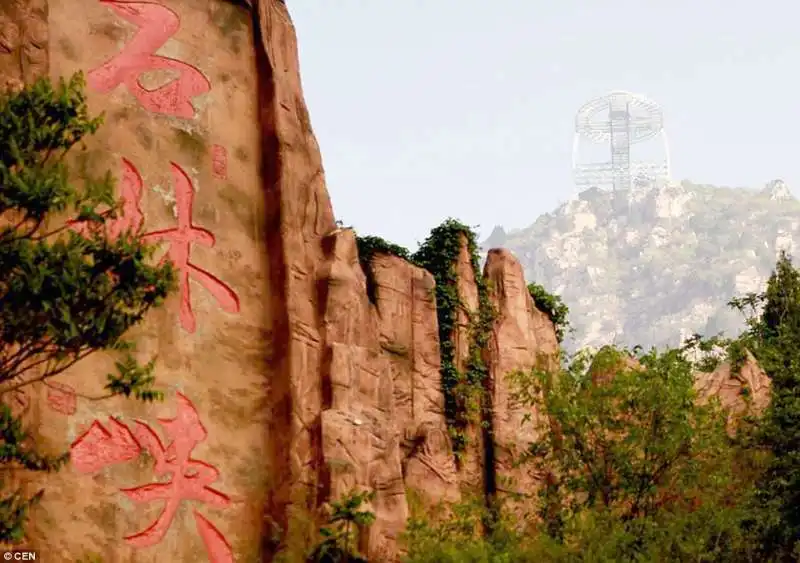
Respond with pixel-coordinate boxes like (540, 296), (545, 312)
(292, 1), (800, 252)
(482, 179), (797, 351)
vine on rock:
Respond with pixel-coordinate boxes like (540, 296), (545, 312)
(412, 219), (495, 456)
(354, 235), (412, 304)
(353, 220), (495, 457)
(527, 282), (570, 343)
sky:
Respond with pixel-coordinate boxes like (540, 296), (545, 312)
(290, 0), (800, 250)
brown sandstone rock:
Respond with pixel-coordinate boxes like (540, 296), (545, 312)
(0, 0), (48, 85)
(317, 230), (408, 559)
(369, 253), (460, 506)
(253, 2), (337, 545)
(483, 248), (560, 510)
(14, 1), (278, 561)
(4, 0), (340, 560)
(452, 235), (486, 490)
(694, 349), (771, 428)
(2, 0), (774, 561)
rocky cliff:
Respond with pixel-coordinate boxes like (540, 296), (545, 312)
(0, 1), (559, 560)
(0, 1), (772, 561)
(488, 179), (800, 352)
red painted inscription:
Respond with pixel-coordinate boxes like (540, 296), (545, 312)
(141, 162), (240, 333)
(71, 417), (142, 473)
(69, 394), (233, 562)
(121, 393), (231, 551)
(211, 145), (227, 180)
(69, 158), (239, 332)
(69, 157), (145, 239)
(195, 510), (235, 563)
(46, 382), (77, 415)
(88, 1), (211, 118)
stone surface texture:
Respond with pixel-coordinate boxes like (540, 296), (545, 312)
(0, 1), (771, 561)
(483, 249), (559, 509)
(694, 349), (771, 430)
(487, 180), (800, 354)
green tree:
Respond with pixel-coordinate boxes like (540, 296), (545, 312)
(527, 282), (570, 343)
(731, 251), (800, 559)
(401, 492), (555, 563)
(0, 74), (175, 543)
(508, 346), (756, 561)
(308, 490), (375, 563)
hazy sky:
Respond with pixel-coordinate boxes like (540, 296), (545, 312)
(291, 1), (800, 250)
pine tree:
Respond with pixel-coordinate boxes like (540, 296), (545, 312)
(0, 74), (175, 542)
(742, 251), (800, 558)
(308, 490), (374, 563)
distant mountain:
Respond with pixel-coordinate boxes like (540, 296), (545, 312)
(483, 179), (798, 351)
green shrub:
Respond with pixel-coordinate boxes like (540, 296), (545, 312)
(527, 283), (570, 342)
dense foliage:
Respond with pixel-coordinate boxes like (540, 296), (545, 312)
(400, 346), (762, 561)
(307, 490), (375, 563)
(527, 282), (570, 342)
(354, 235), (411, 303)
(396, 251), (800, 561)
(728, 250), (800, 560)
(411, 218), (494, 456)
(0, 74), (175, 542)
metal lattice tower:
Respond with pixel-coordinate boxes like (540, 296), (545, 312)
(572, 91), (670, 191)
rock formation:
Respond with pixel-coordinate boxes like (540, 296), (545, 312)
(483, 249), (559, 510)
(0, 1), (556, 556)
(488, 178), (800, 353)
(370, 253), (460, 507)
(695, 349), (771, 430)
(0, 1), (773, 561)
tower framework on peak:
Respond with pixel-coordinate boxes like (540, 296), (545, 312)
(572, 91), (670, 192)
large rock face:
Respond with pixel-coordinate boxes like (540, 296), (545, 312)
(370, 253), (460, 507)
(0, 1), (766, 561)
(483, 249), (558, 509)
(1, 3), (545, 560)
(316, 230), (407, 559)
(487, 180), (800, 352)
(9, 0), (276, 561)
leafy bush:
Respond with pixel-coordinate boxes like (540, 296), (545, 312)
(402, 494), (557, 563)
(412, 219), (494, 455)
(527, 282), (570, 342)
(307, 490), (375, 563)
(355, 235), (411, 304)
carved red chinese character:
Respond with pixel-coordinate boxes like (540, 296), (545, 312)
(46, 381), (77, 415)
(71, 418), (142, 474)
(88, 1), (211, 118)
(69, 157), (145, 239)
(211, 145), (227, 180)
(119, 393), (232, 560)
(71, 395), (233, 562)
(141, 162), (240, 333)
(195, 511), (235, 563)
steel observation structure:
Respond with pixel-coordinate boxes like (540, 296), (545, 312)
(572, 90), (670, 191)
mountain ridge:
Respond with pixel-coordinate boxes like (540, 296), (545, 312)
(482, 178), (799, 351)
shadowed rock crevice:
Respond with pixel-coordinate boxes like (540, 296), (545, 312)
(252, 4), (292, 554)
(252, 0), (336, 556)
